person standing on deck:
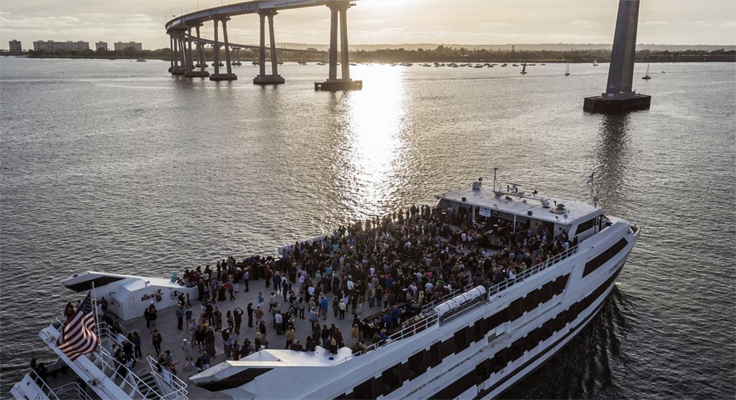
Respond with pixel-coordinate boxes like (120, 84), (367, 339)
(320, 295), (328, 320)
(175, 305), (184, 331)
(181, 339), (193, 367)
(148, 305), (158, 334)
(243, 268), (250, 292)
(152, 330), (163, 356)
(132, 332), (142, 359)
(233, 307), (243, 334)
(185, 305), (193, 331)
(247, 303), (254, 328)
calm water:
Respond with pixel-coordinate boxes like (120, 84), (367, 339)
(1, 58), (734, 398)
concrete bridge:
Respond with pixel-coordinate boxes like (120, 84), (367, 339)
(165, 0), (361, 91)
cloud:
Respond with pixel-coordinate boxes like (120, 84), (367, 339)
(694, 21), (714, 27)
(0, 12), (161, 40)
(718, 21), (736, 28)
(570, 20), (600, 28)
(642, 21), (670, 26)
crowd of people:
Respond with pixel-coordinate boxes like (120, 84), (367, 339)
(50, 202), (578, 383)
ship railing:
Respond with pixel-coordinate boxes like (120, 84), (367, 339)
(88, 346), (166, 400)
(146, 355), (189, 400)
(353, 244), (581, 356)
(485, 244), (580, 298)
(52, 381), (94, 400)
(23, 368), (62, 400)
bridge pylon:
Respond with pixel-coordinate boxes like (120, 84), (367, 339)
(186, 23), (210, 77)
(315, 1), (362, 91)
(584, 0), (650, 112)
(210, 16), (238, 81)
(254, 10), (285, 85)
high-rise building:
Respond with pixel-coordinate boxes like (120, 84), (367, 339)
(114, 41), (143, 51)
(95, 41), (108, 51)
(33, 40), (90, 52)
(9, 40), (22, 53)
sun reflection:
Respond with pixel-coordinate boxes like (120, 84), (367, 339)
(339, 65), (410, 218)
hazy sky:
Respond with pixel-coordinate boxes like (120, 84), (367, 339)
(1, 0), (734, 50)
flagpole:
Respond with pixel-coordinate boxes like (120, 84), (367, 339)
(91, 282), (105, 374)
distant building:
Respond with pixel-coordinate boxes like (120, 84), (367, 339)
(33, 40), (90, 52)
(95, 41), (108, 51)
(9, 40), (22, 53)
(114, 41), (143, 51)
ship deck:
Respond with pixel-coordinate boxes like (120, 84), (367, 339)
(115, 276), (360, 399)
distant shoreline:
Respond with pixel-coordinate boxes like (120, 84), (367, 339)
(3, 47), (734, 63)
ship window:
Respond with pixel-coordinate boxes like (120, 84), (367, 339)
(475, 359), (492, 384)
(539, 281), (554, 303)
(472, 319), (484, 343)
(555, 274), (570, 293)
(454, 327), (470, 352)
(576, 217), (596, 235)
(407, 350), (427, 380)
(380, 363), (403, 395)
(442, 337), (456, 358)
(509, 338), (524, 361)
(493, 347), (509, 372)
(582, 238), (628, 277)
(429, 342), (441, 367)
(353, 378), (374, 400)
(507, 298), (523, 321)
(487, 310), (508, 332)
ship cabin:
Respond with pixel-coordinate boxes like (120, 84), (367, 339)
(435, 180), (611, 244)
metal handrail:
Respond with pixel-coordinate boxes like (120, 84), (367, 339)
(25, 368), (61, 400)
(354, 244), (580, 355)
(146, 355), (189, 400)
(52, 381), (94, 400)
(89, 346), (164, 400)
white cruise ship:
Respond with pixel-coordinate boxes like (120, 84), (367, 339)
(11, 178), (639, 400)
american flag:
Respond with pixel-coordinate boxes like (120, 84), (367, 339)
(57, 292), (99, 361)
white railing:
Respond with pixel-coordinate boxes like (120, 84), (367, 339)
(88, 346), (164, 400)
(146, 356), (188, 400)
(355, 244), (580, 355)
(485, 244), (580, 298)
(52, 381), (94, 400)
(24, 368), (61, 400)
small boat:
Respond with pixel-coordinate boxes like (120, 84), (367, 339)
(593, 59), (599, 66)
(520, 63), (527, 75)
(565, 62), (570, 76)
(136, 59), (146, 62)
(501, 63), (507, 67)
(298, 61), (307, 65)
(642, 63), (651, 80)
(350, 63), (357, 66)
(316, 62), (326, 66)
(512, 63), (519, 67)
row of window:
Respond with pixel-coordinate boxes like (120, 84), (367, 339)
(454, 265), (624, 400)
(582, 238), (628, 277)
(335, 273), (570, 400)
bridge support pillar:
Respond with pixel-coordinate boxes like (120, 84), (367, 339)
(584, 0), (650, 112)
(316, 2), (361, 91)
(210, 17), (237, 81)
(168, 34), (174, 72)
(186, 25), (209, 78)
(254, 10), (285, 85)
(170, 31), (186, 75)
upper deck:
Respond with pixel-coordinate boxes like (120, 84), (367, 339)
(437, 181), (601, 225)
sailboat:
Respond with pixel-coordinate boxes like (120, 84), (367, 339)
(565, 62), (570, 76)
(520, 63), (527, 75)
(593, 59), (599, 66)
(642, 63), (652, 80)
